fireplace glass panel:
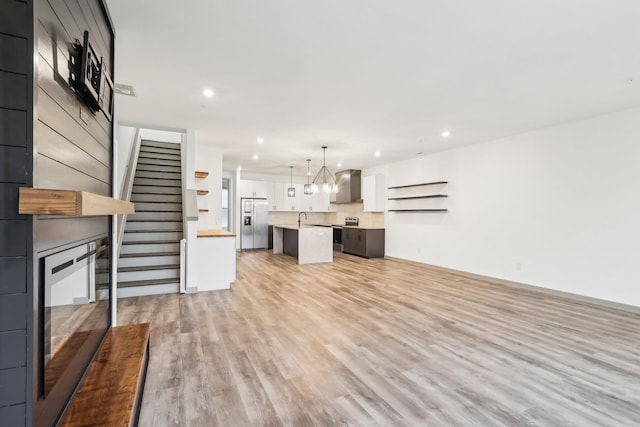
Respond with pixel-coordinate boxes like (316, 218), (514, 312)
(43, 236), (110, 396)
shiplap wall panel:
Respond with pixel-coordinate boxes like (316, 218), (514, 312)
(0, 403), (25, 426)
(0, 257), (27, 295)
(0, 34), (28, 74)
(0, 109), (27, 147)
(0, 367), (27, 407)
(35, 217), (108, 254)
(0, 146), (29, 183)
(0, 222), (27, 257)
(0, 1), (32, 425)
(36, 122), (110, 183)
(36, 155), (109, 195)
(0, 1), (28, 37)
(0, 331), (27, 369)
(0, 71), (27, 110)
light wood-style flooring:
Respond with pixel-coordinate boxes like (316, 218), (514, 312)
(118, 251), (640, 426)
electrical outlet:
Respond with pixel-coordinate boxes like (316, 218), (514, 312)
(79, 108), (90, 124)
(417, 248), (422, 254)
(516, 263), (522, 271)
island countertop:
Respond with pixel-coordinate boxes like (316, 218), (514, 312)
(272, 224), (333, 264)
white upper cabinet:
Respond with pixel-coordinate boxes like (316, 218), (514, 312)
(268, 182), (286, 211)
(239, 180), (268, 198)
(301, 189), (331, 212)
(363, 174), (386, 212)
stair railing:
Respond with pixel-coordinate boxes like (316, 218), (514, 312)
(116, 128), (142, 259)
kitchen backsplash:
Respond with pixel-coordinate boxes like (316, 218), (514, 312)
(268, 202), (384, 227)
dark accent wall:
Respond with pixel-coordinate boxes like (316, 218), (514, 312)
(0, 1), (34, 426)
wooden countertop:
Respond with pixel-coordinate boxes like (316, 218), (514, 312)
(197, 229), (236, 238)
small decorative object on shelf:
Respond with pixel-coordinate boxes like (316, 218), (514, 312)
(387, 181), (448, 212)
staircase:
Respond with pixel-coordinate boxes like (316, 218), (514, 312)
(118, 140), (183, 297)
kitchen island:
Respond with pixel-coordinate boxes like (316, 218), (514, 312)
(272, 224), (333, 264)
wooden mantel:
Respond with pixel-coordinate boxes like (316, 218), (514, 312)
(18, 188), (135, 216)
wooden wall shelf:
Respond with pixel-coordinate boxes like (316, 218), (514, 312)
(19, 188), (135, 216)
(388, 181), (448, 189)
(198, 209), (209, 213)
(388, 195), (448, 200)
(197, 190), (209, 195)
(389, 209), (448, 212)
(195, 171), (209, 178)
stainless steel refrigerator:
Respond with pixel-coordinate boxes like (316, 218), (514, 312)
(241, 198), (269, 250)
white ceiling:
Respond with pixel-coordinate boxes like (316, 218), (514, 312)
(106, 0), (640, 177)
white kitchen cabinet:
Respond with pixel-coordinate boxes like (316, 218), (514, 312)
(301, 189), (331, 212)
(239, 179), (268, 198)
(363, 174), (386, 212)
(268, 182), (285, 211)
(269, 183), (303, 211)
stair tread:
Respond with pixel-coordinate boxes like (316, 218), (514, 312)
(124, 229), (183, 233)
(118, 264), (180, 273)
(120, 251), (180, 258)
(131, 201), (183, 204)
(134, 210), (182, 213)
(127, 218), (182, 223)
(118, 278), (179, 288)
(121, 240), (180, 245)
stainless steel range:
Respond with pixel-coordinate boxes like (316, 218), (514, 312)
(333, 217), (359, 252)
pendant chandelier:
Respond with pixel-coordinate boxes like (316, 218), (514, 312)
(304, 159), (314, 195)
(287, 166), (295, 197)
(312, 146), (338, 193)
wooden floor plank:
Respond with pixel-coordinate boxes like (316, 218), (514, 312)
(119, 251), (640, 426)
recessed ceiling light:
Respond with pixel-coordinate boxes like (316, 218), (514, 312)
(337, 162), (342, 168)
(237, 166), (242, 171)
(441, 130), (451, 138)
(203, 88), (214, 97)
(252, 154), (259, 160)
(374, 151), (381, 157)
(257, 137), (264, 144)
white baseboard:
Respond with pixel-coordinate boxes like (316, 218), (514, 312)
(385, 257), (640, 314)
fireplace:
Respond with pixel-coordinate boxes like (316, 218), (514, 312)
(35, 235), (111, 424)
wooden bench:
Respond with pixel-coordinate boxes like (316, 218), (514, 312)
(59, 323), (150, 427)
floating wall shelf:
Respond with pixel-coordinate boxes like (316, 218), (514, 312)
(388, 209), (448, 212)
(388, 194), (448, 200)
(388, 181), (448, 189)
(195, 171), (209, 178)
(197, 190), (209, 195)
(18, 188), (135, 216)
(198, 209), (209, 213)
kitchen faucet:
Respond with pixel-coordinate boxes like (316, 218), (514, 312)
(298, 211), (307, 227)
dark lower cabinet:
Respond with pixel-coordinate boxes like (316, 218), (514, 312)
(343, 228), (385, 258)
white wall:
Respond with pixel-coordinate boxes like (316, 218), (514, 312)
(368, 107), (640, 307)
(115, 124), (137, 198)
(193, 137), (223, 229)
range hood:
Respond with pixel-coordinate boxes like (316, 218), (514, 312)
(334, 169), (362, 204)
